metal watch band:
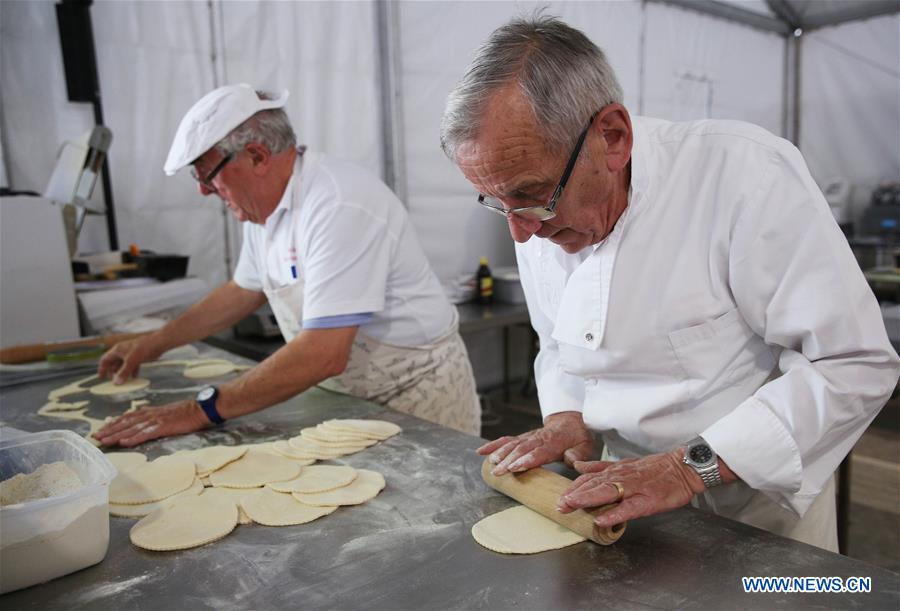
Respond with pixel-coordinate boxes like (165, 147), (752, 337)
(698, 466), (723, 488)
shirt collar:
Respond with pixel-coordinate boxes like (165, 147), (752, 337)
(263, 155), (302, 236)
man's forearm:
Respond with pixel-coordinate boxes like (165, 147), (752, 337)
(149, 281), (267, 355)
(215, 326), (357, 420)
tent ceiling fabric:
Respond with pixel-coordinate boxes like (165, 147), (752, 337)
(652, 0), (899, 33)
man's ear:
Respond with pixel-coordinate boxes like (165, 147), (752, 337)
(595, 103), (633, 173)
(245, 143), (271, 175)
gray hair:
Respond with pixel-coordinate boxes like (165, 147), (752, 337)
(215, 91), (296, 156)
(440, 14), (623, 159)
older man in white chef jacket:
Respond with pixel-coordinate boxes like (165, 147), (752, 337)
(441, 15), (899, 551)
(96, 84), (480, 446)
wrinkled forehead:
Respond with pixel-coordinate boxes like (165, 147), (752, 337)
(455, 124), (559, 196)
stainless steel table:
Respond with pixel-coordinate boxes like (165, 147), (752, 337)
(1, 347), (898, 609)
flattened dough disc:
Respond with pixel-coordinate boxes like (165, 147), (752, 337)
(292, 469), (384, 506)
(90, 378), (151, 396)
(109, 478), (204, 518)
(471, 505), (587, 554)
(105, 451), (148, 473)
(321, 419), (401, 440)
(110, 457), (196, 504)
(200, 487), (253, 524)
(268, 465), (358, 493)
(176, 445), (248, 475)
(130, 494), (238, 551)
(241, 487), (338, 526)
(209, 450), (301, 488)
(183, 361), (236, 379)
(299, 427), (379, 446)
(287, 437), (369, 458)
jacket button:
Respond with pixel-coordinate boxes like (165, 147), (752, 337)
(585, 332), (594, 342)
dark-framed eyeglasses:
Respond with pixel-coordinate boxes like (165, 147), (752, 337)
(190, 152), (233, 189)
(477, 112), (599, 222)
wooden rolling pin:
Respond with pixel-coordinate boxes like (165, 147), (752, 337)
(481, 458), (626, 545)
(0, 332), (151, 364)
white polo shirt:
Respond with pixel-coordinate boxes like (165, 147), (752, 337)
(517, 116), (899, 516)
(234, 152), (457, 347)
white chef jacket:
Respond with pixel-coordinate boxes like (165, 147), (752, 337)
(234, 152), (457, 347)
(516, 116), (899, 517)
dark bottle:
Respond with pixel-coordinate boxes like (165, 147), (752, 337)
(476, 256), (494, 304)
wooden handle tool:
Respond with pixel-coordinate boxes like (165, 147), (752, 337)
(481, 458), (626, 545)
(0, 332), (151, 364)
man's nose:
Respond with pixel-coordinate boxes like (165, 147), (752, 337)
(198, 182), (215, 196)
(507, 214), (542, 242)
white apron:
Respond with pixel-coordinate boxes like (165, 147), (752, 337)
(261, 201), (480, 436)
(602, 444), (838, 551)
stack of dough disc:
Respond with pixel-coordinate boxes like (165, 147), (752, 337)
(111, 418), (398, 551)
(286, 419), (401, 459)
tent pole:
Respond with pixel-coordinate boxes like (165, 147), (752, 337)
(375, 0), (407, 206)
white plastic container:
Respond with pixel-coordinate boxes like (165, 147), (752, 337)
(0, 429), (117, 593)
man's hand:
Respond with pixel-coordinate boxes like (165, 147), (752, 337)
(94, 400), (211, 447)
(476, 411), (593, 476)
(97, 337), (163, 384)
(556, 449), (708, 527)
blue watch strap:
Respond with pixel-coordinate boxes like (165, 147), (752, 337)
(196, 386), (225, 425)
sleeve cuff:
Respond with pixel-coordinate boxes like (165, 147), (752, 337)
(536, 366), (584, 420)
(701, 395), (803, 496)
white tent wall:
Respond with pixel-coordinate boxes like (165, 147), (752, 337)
(91, 1), (222, 284)
(0, 0), (381, 290)
(0, 0), (108, 250)
(641, 2), (784, 132)
(800, 13), (900, 225)
(217, 0), (383, 275)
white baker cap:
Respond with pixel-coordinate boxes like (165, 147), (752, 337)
(163, 83), (289, 176)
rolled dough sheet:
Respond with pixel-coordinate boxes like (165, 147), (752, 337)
(241, 487), (338, 526)
(292, 469), (384, 506)
(110, 457), (196, 504)
(89, 378), (150, 396)
(105, 452), (148, 473)
(471, 505), (587, 554)
(199, 487), (253, 524)
(129, 494), (239, 551)
(268, 465), (357, 493)
(321, 419), (401, 440)
(208, 450), (301, 488)
(109, 478), (204, 518)
(48, 374), (98, 401)
(38, 400), (90, 415)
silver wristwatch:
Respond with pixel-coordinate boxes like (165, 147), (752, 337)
(682, 436), (723, 488)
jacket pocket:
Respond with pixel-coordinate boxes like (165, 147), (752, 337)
(668, 308), (775, 387)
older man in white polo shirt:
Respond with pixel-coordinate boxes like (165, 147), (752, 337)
(96, 84), (479, 446)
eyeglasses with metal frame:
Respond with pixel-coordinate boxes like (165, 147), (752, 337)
(190, 152), (234, 190)
(476, 112), (599, 222)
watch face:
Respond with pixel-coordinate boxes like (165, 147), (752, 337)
(689, 444), (713, 464)
(197, 387), (215, 402)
